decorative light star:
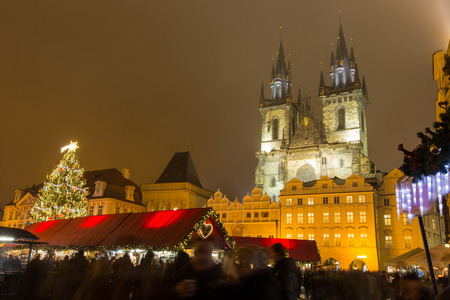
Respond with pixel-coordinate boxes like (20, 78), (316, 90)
(61, 141), (79, 153)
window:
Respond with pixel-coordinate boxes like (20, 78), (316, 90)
(335, 234), (341, 246)
(269, 235), (274, 238)
(286, 198), (292, 206)
(322, 183), (328, 189)
(308, 234), (314, 241)
(347, 212), (354, 223)
(97, 205), (103, 215)
(337, 108), (345, 129)
(432, 219), (436, 230)
(405, 236), (412, 249)
(263, 212), (269, 218)
(257, 235), (262, 238)
(123, 208), (127, 213)
(115, 206), (120, 214)
(89, 206), (94, 216)
(346, 196), (353, 203)
(124, 186), (135, 201)
(348, 234), (354, 246)
(323, 197), (328, 204)
(386, 236), (392, 248)
(334, 197), (340, 204)
(323, 212), (329, 224)
(323, 234), (330, 246)
(286, 214), (292, 224)
(297, 213), (303, 224)
(14, 211), (18, 220)
(254, 212), (259, 218)
(308, 198), (314, 205)
(352, 182), (358, 187)
(384, 198), (390, 206)
(340, 159), (344, 167)
(298, 234), (303, 240)
(308, 213), (314, 224)
(286, 234), (292, 239)
(222, 213), (227, 219)
(359, 195), (366, 203)
(292, 186), (297, 191)
(384, 214), (391, 226)
(360, 211), (367, 223)
(403, 213), (410, 225)
(271, 178), (276, 187)
(272, 118), (279, 140)
(298, 198), (303, 205)
(361, 233), (368, 247)
(334, 212), (341, 223)
(8, 212), (12, 220)
(246, 213), (251, 218)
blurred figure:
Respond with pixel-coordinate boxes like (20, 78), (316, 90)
(254, 248), (270, 270)
(400, 273), (434, 300)
(171, 241), (224, 300)
(270, 243), (300, 300)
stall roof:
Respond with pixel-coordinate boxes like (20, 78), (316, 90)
(232, 237), (320, 262)
(383, 247), (424, 267)
(25, 208), (232, 250)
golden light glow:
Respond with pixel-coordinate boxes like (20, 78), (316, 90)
(61, 141), (79, 153)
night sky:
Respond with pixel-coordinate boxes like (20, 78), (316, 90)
(1, 1), (449, 207)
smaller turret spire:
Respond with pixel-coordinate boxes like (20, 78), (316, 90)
(362, 75), (369, 100)
(298, 82), (302, 103)
(260, 82), (265, 100)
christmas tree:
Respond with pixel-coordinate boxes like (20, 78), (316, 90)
(31, 141), (89, 222)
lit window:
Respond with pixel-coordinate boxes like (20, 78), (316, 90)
(405, 236), (412, 249)
(97, 205), (103, 215)
(286, 198), (292, 206)
(384, 214), (391, 226)
(347, 212), (353, 223)
(297, 213), (303, 224)
(384, 198), (390, 206)
(308, 234), (314, 241)
(287, 234), (292, 239)
(346, 196), (353, 203)
(323, 212), (329, 224)
(298, 234), (303, 239)
(386, 236), (392, 248)
(298, 198), (303, 205)
(334, 212), (341, 223)
(323, 197), (328, 204)
(323, 234), (329, 246)
(335, 234), (341, 246)
(403, 213), (410, 225)
(359, 195), (366, 203)
(361, 233), (368, 247)
(308, 198), (314, 205)
(334, 197), (340, 204)
(360, 211), (366, 223)
(348, 233), (354, 246)
(432, 219), (436, 230)
(286, 214), (292, 224)
(89, 206), (94, 216)
(308, 213), (314, 224)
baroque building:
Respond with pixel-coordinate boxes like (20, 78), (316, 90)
(256, 24), (375, 201)
(2, 168), (146, 228)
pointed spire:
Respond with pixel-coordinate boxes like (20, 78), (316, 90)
(260, 82), (265, 100)
(362, 75), (368, 98)
(337, 24), (349, 60)
(271, 59), (275, 79)
(330, 43), (335, 67)
(297, 83), (302, 103)
(350, 45), (355, 62)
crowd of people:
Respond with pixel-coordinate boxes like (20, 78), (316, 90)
(0, 242), (447, 300)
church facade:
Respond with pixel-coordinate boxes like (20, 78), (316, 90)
(256, 25), (375, 201)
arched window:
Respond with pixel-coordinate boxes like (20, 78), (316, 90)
(272, 118), (279, 140)
(361, 111), (365, 132)
(337, 108), (345, 129)
(271, 177), (276, 187)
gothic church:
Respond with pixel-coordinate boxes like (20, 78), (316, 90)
(255, 24), (375, 201)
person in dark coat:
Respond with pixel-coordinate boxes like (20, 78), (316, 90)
(270, 243), (300, 300)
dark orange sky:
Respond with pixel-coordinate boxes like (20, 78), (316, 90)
(1, 0), (449, 207)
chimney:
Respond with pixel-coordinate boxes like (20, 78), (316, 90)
(376, 170), (383, 186)
(122, 167), (131, 180)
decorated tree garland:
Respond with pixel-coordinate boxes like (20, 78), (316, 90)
(399, 103), (450, 181)
(30, 141), (89, 222)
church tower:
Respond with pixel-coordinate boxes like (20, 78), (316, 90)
(319, 24), (370, 157)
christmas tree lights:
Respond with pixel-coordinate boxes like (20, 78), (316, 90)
(30, 141), (89, 222)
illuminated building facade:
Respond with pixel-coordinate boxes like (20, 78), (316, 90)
(2, 168), (145, 228)
(256, 24), (375, 202)
(433, 40), (450, 121)
(141, 152), (211, 211)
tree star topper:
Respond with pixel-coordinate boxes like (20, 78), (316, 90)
(61, 141), (79, 153)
